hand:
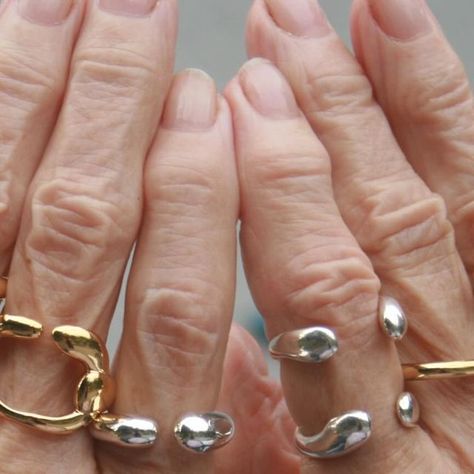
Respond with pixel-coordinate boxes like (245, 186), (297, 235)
(0, 1), (261, 473)
(222, 0), (474, 472)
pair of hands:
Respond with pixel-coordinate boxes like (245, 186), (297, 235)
(0, 0), (473, 473)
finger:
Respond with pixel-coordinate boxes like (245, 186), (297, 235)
(246, 0), (474, 465)
(216, 325), (299, 474)
(0, 0), (85, 272)
(226, 59), (439, 473)
(97, 70), (239, 474)
(351, 0), (474, 285)
(0, 0), (177, 470)
(246, 0), (471, 360)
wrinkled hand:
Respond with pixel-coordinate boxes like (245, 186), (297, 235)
(220, 0), (474, 473)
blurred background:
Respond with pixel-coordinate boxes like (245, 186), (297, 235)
(109, 0), (474, 356)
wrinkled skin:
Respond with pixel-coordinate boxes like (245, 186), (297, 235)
(0, 0), (473, 473)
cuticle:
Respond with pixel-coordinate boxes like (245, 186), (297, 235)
(95, 0), (159, 19)
(15, 0), (77, 27)
(259, 0), (332, 41)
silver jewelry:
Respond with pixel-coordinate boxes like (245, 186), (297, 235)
(295, 411), (372, 459)
(396, 392), (420, 428)
(269, 327), (338, 363)
(174, 412), (235, 453)
(379, 296), (408, 340)
(269, 326), (372, 458)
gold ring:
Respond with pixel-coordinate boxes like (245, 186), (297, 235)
(403, 361), (474, 381)
(0, 277), (158, 446)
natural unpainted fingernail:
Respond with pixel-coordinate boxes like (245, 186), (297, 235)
(240, 59), (299, 119)
(368, 0), (432, 40)
(18, 0), (74, 25)
(99, 0), (157, 17)
(163, 69), (217, 131)
(265, 0), (330, 38)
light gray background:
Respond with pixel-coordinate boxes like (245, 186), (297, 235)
(109, 0), (474, 355)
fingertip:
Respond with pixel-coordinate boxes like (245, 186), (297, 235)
(245, 0), (279, 61)
(350, 0), (371, 68)
(162, 68), (217, 131)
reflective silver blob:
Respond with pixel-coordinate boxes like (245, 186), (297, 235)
(379, 297), (408, 340)
(396, 392), (420, 428)
(90, 414), (158, 447)
(269, 327), (338, 363)
(295, 411), (372, 458)
(174, 412), (235, 453)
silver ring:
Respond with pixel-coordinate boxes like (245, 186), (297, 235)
(269, 326), (338, 363)
(269, 326), (373, 458)
(174, 412), (235, 453)
(295, 411), (372, 459)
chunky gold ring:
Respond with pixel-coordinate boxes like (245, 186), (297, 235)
(0, 278), (158, 447)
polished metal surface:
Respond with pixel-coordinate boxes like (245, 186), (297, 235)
(403, 360), (474, 380)
(90, 413), (158, 447)
(174, 412), (235, 453)
(396, 392), (420, 428)
(295, 411), (372, 459)
(0, 325), (112, 434)
(379, 297), (407, 340)
(0, 314), (43, 339)
(0, 320), (155, 447)
(269, 327), (338, 363)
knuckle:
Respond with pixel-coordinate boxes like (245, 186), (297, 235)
(283, 244), (380, 345)
(25, 177), (135, 279)
(0, 49), (59, 108)
(304, 66), (374, 118)
(248, 147), (331, 191)
(145, 160), (221, 212)
(71, 46), (157, 104)
(404, 59), (474, 132)
(132, 285), (221, 383)
(358, 191), (454, 266)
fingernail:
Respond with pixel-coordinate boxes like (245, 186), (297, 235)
(18, 0), (74, 25)
(99, 0), (157, 17)
(369, 0), (432, 40)
(163, 69), (217, 131)
(240, 59), (299, 119)
(265, 0), (330, 38)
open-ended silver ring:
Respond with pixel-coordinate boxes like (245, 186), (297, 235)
(269, 326), (373, 458)
(268, 296), (418, 458)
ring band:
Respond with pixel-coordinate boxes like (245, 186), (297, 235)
(403, 360), (474, 381)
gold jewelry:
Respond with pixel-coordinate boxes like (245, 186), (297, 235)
(0, 278), (158, 446)
(403, 361), (474, 381)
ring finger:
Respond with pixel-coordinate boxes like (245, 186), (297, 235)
(97, 70), (239, 474)
(0, 0), (177, 471)
(226, 59), (439, 473)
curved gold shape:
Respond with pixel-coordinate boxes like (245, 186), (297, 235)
(0, 280), (158, 446)
(0, 322), (114, 434)
(403, 360), (474, 381)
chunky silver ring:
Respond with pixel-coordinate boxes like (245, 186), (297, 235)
(295, 410), (372, 459)
(269, 326), (372, 458)
(174, 412), (235, 453)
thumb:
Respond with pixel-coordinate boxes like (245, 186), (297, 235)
(216, 324), (299, 474)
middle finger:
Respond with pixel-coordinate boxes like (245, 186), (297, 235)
(0, 0), (177, 470)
